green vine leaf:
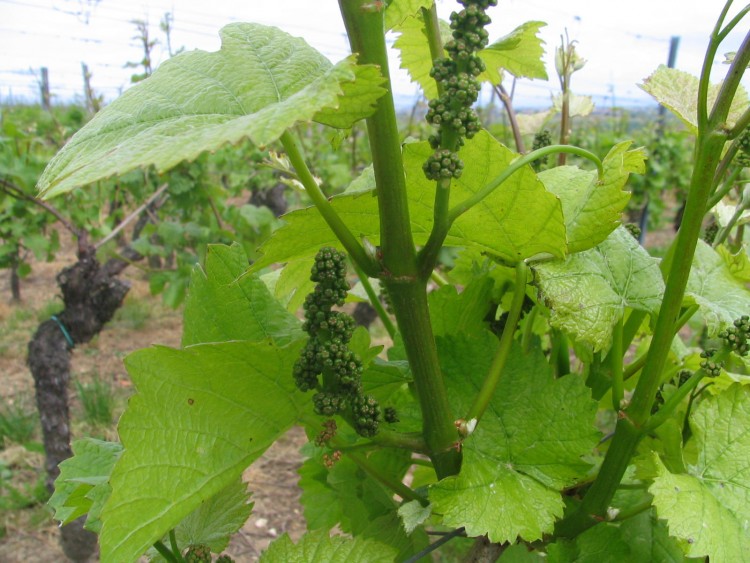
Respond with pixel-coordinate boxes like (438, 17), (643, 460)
(650, 384), (750, 561)
(538, 142), (644, 254)
(385, 0), (432, 31)
(48, 438), (122, 533)
(533, 226), (665, 352)
(393, 14), (451, 100)
(429, 334), (599, 542)
(252, 131), (567, 270)
(478, 21), (548, 84)
(37, 23), (384, 198)
(98, 339), (305, 562)
(259, 529), (398, 562)
(685, 240), (750, 336)
(639, 65), (750, 134)
(182, 243), (303, 347)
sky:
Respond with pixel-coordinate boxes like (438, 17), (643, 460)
(0, 0), (748, 110)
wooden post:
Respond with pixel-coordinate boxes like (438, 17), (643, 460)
(40, 67), (51, 110)
(81, 63), (100, 113)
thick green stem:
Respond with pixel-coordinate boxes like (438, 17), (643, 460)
(555, 418), (642, 537)
(338, 0), (461, 478)
(466, 262), (528, 423)
(280, 131), (378, 277)
(386, 281), (461, 478)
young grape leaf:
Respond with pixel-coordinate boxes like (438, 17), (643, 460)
(717, 243), (750, 283)
(38, 23), (385, 198)
(639, 66), (750, 134)
(259, 529), (398, 562)
(48, 438), (122, 531)
(428, 274), (494, 337)
(547, 521), (631, 562)
(478, 21), (548, 84)
(533, 226), (664, 352)
(397, 500), (432, 534)
(685, 240), (750, 336)
(98, 339), (305, 562)
(182, 243), (303, 347)
(385, 0), (433, 31)
(538, 142), (645, 254)
(547, 510), (685, 562)
(393, 14), (451, 100)
(650, 384), (750, 562)
(252, 131), (567, 270)
(429, 333), (599, 542)
(297, 446), (426, 559)
(167, 479), (253, 555)
(498, 544), (546, 562)
(551, 92), (595, 118)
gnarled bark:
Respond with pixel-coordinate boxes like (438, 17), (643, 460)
(28, 246), (130, 562)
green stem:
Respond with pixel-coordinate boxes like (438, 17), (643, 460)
(169, 530), (184, 562)
(707, 164), (742, 210)
(300, 415), (427, 452)
(421, 3), (446, 88)
(644, 369), (708, 433)
(419, 176), (453, 279)
(153, 541), (180, 563)
(521, 305), (538, 354)
(714, 193), (750, 246)
(339, 0), (461, 479)
(352, 261), (397, 339)
(611, 318), (624, 412)
(610, 497), (654, 522)
(347, 450), (428, 505)
(551, 329), (571, 377)
(431, 269), (449, 287)
(448, 145), (603, 222)
(624, 305), (699, 381)
(280, 131), (378, 277)
(465, 262), (528, 423)
(717, 2), (750, 42)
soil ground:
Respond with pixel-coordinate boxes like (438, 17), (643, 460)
(0, 243), (307, 562)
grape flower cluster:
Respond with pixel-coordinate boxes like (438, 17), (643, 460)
(719, 315), (750, 356)
(292, 247), (382, 438)
(423, 0), (497, 181)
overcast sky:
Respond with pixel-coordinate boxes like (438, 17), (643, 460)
(1, 0), (748, 109)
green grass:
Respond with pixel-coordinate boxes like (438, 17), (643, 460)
(0, 396), (39, 447)
(75, 377), (116, 427)
(112, 297), (152, 330)
(35, 298), (64, 323)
